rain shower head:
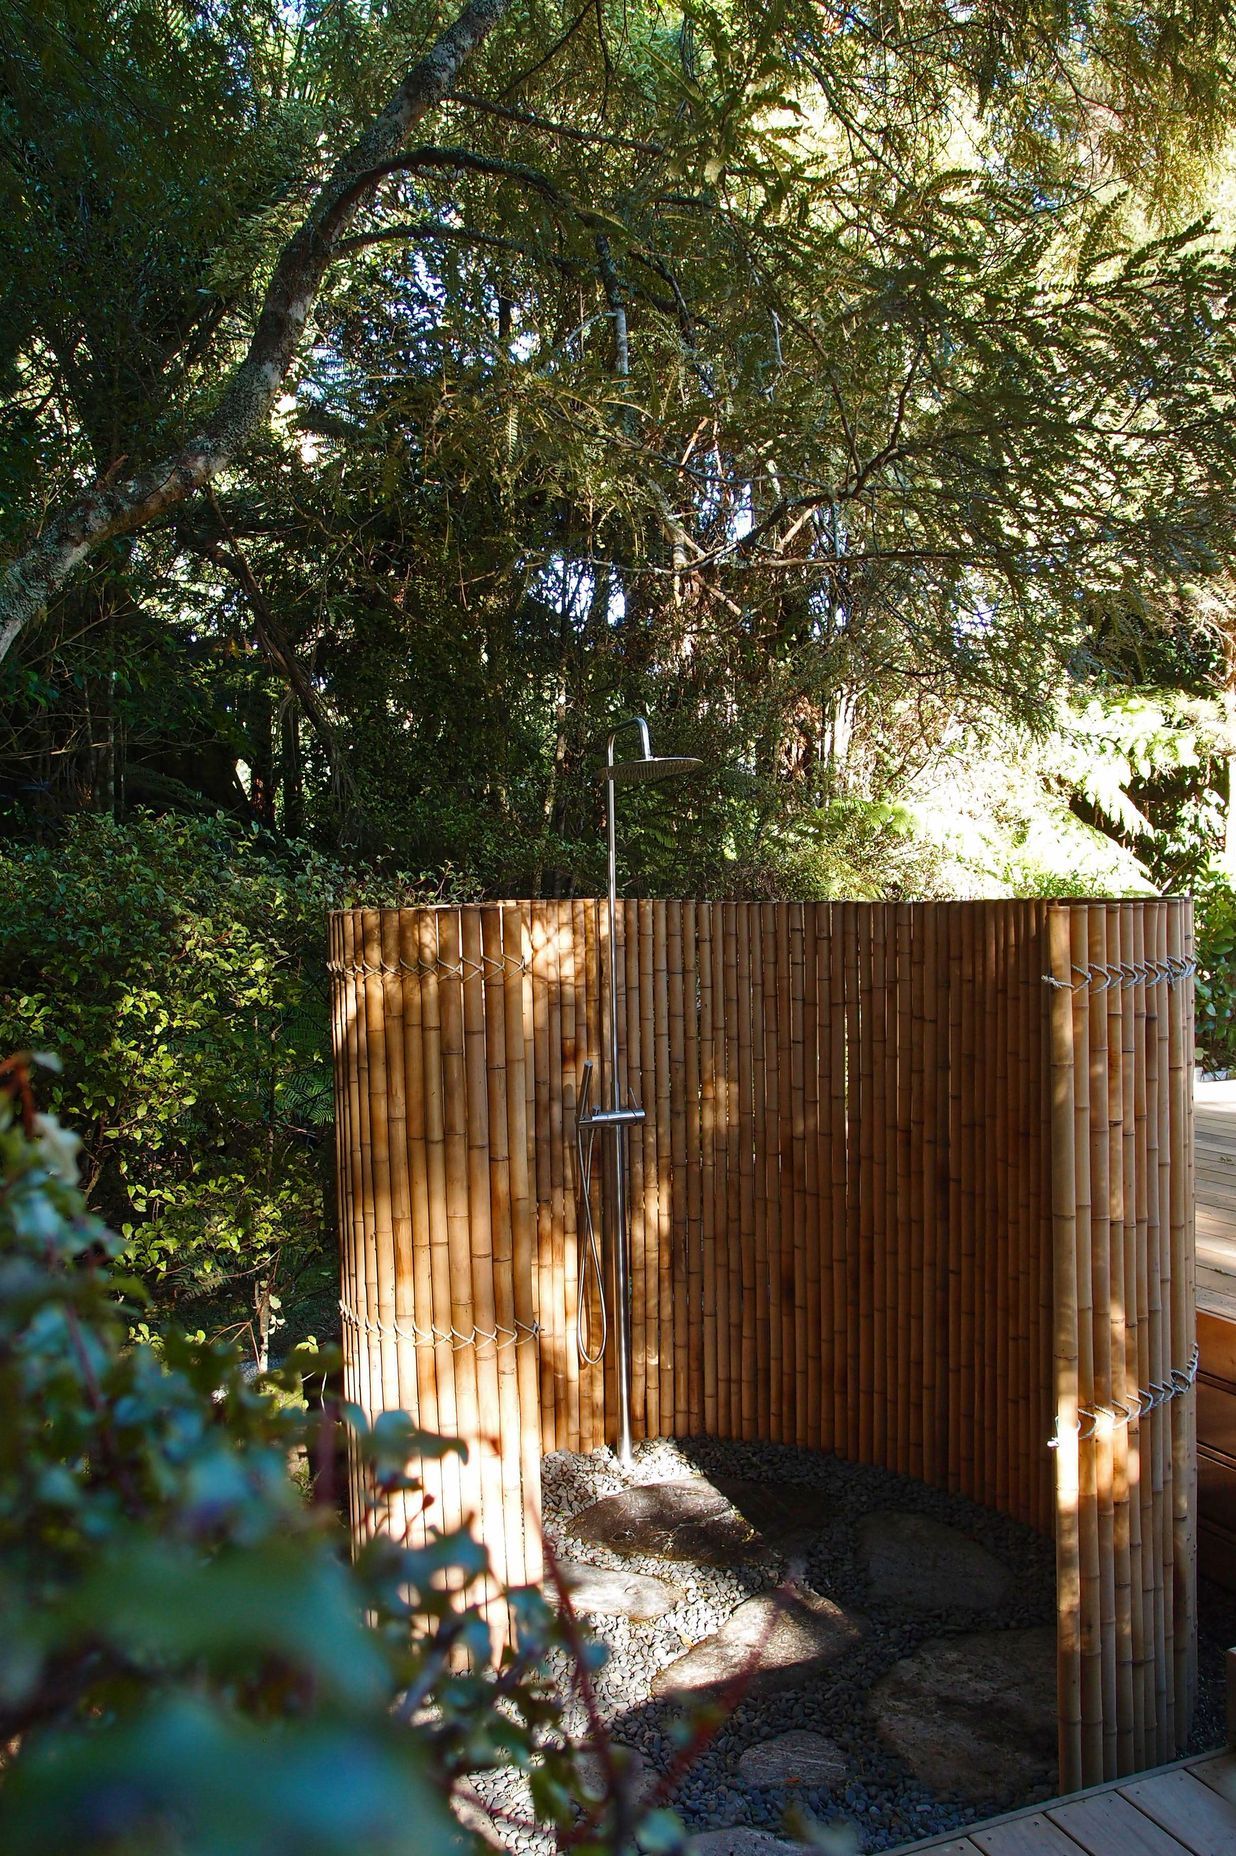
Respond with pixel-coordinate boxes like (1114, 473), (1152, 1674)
(605, 754), (703, 786)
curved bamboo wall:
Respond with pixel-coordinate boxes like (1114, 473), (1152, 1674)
(330, 897), (1196, 1788)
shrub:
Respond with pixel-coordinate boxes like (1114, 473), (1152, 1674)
(0, 1054), (642, 1855)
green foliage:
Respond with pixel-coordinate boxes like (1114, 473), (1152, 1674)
(1194, 875), (1236, 1069)
(0, 814), (449, 1344)
(0, 1063), (590, 1855)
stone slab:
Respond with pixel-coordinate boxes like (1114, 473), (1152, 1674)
(555, 1559), (683, 1622)
(736, 1730), (848, 1788)
(689, 1832), (814, 1856)
(869, 1625), (1057, 1804)
(857, 1510), (1011, 1612)
(567, 1477), (824, 1567)
(652, 1587), (864, 1700)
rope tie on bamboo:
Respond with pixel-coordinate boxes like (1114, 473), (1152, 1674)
(338, 1298), (540, 1351)
(1049, 1343), (1200, 1447)
(1041, 954), (1196, 994)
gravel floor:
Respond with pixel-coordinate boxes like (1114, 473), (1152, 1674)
(465, 1437), (1234, 1855)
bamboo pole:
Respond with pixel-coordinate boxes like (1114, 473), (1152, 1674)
(1166, 901), (1195, 1749)
(558, 903), (580, 1454)
(716, 905), (734, 1440)
(738, 902), (758, 1441)
(546, 904), (571, 1452)
(847, 903), (866, 1463)
(379, 913), (417, 1546)
(921, 904), (941, 1487)
(505, 905), (543, 1580)
(652, 900), (674, 1432)
(667, 901), (689, 1435)
(683, 900), (704, 1435)
(1148, 901), (1171, 1761)
(1049, 905), (1083, 1793)
(354, 913), (382, 1533)
(420, 910), (465, 1563)
(461, 904), (507, 1625)
(1126, 902), (1149, 1769)
(777, 902), (797, 1442)
(439, 908), (484, 1585)
(1085, 903), (1116, 1779)
(581, 896), (605, 1448)
(1068, 905), (1102, 1785)
(332, 913), (365, 1537)
(959, 905), (978, 1498)
(635, 898), (658, 1438)
(752, 904), (771, 1438)
(828, 904), (848, 1453)
(480, 907), (526, 1598)
(947, 903), (964, 1491)
(801, 901), (822, 1450)
(1111, 902), (1135, 1773)
(528, 908), (555, 1450)
(398, 913), (441, 1551)
(698, 906), (718, 1436)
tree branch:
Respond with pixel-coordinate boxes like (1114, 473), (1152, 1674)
(0, 0), (512, 661)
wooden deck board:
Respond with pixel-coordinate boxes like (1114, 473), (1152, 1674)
(891, 1753), (1236, 1855)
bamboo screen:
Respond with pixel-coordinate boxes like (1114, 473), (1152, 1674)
(330, 897), (1196, 1790)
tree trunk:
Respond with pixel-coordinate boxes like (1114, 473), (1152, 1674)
(0, 0), (511, 661)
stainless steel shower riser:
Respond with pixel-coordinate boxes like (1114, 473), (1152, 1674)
(575, 717), (702, 1467)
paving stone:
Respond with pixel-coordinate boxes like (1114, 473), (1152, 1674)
(651, 1587), (865, 1699)
(736, 1730), (848, 1788)
(567, 1477), (824, 1566)
(554, 1559), (683, 1622)
(857, 1510), (1011, 1611)
(689, 1832), (815, 1856)
(869, 1625), (1057, 1805)
(573, 1743), (655, 1806)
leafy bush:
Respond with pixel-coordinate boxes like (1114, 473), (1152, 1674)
(1194, 874), (1236, 1071)
(0, 814), (417, 1352)
(0, 1054), (671, 1855)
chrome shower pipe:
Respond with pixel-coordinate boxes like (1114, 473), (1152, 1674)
(574, 717), (701, 1468)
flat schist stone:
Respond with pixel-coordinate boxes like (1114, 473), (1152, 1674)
(566, 1477), (825, 1566)
(736, 1730), (849, 1788)
(856, 1510), (1011, 1611)
(555, 1559), (683, 1622)
(869, 1625), (1057, 1805)
(652, 1587), (865, 1700)
(689, 1831), (815, 1856)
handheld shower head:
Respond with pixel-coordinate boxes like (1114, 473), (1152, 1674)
(605, 754), (703, 786)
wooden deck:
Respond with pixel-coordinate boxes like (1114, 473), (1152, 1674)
(899, 1750), (1236, 1855)
(1196, 1079), (1236, 1320)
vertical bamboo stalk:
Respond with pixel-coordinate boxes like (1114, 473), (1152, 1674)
(504, 904), (543, 1581)
(546, 905), (571, 1453)
(738, 902), (758, 1441)
(1166, 901), (1195, 1750)
(668, 901), (689, 1435)
(623, 898), (647, 1438)
(1148, 901), (1171, 1760)
(709, 900), (731, 1436)
(1049, 905), (1083, 1794)
(753, 904), (772, 1438)
(959, 905), (978, 1499)
(581, 896), (606, 1448)
(777, 902), (797, 1442)
(849, 903), (868, 1463)
(528, 908), (555, 1451)
(379, 913), (417, 1551)
(829, 904), (849, 1454)
(1069, 905), (1102, 1785)
(993, 907), (1011, 1518)
(557, 904), (581, 1454)
(920, 905), (941, 1488)
(653, 900), (675, 1432)
(420, 910), (464, 1560)
(439, 908), (484, 1585)
(633, 898), (657, 1438)
(716, 898), (734, 1432)
(400, 913), (442, 1550)
(1127, 902), (1149, 1769)
(947, 903), (964, 1491)
(1006, 904), (1024, 1522)
(460, 906), (507, 1626)
(1111, 902), (1135, 1772)
(683, 900), (704, 1435)
(801, 902), (822, 1449)
(1085, 903), (1116, 1779)
(869, 906), (887, 1466)
(895, 902), (914, 1478)
(698, 905), (718, 1435)
(481, 907), (526, 1597)
(355, 913), (382, 1523)
(332, 914), (365, 1536)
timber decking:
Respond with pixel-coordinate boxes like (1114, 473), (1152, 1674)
(897, 1750), (1236, 1855)
(1196, 1079), (1236, 1321)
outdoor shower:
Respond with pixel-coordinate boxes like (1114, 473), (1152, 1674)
(575, 717), (702, 1466)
